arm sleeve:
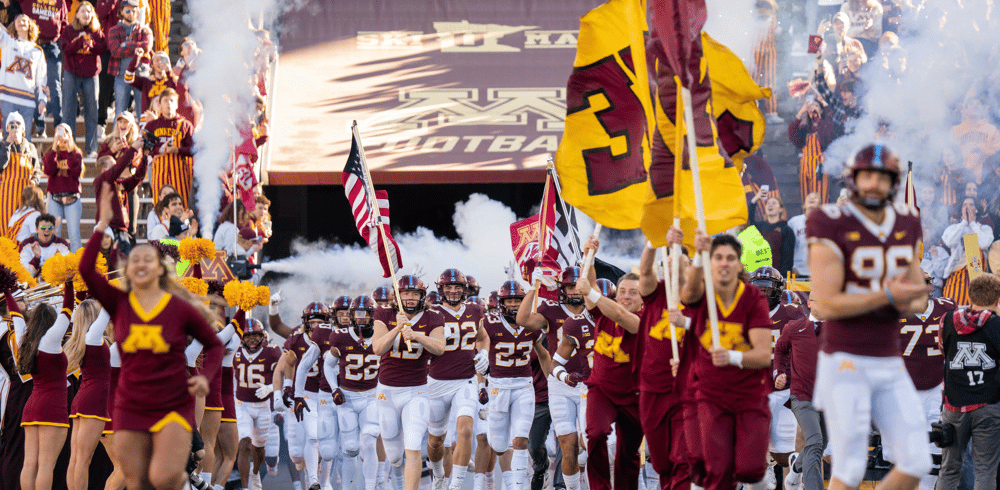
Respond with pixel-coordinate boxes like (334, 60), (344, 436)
(109, 342), (121, 367)
(773, 322), (793, 378)
(293, 341), (320, 397)
(38, 309), (71, 354)
(68, 152), (83, 180)
(972, 222), (993, 249)
(322, 350), (339, 390)
(34, 55), (46, 103)
(85, 309), (111, 346)
(217, 323), (235, 345)
(185, 339), (202, 368)
(187, 305), (224, 381)
(80, 231), (122, 314)
(177, 122), (194, 157)
(122, 153), (148, 191)
(231, 309), (246, 337)
(42, 150), (56, 177)
(781, 224), (796, 273)
(787, 116), (807, 148)
(941, 223), (966, 249)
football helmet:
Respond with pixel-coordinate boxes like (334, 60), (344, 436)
(749, 266), (785, 310)
(595, 278), (617, 300)
(242, 318), (266, 353)
(301, 302), (331, 326)
(351, 295), (377, 338)
(487, 290), (499, 314)
(397, 275), (427, 314)
(331, 295), (353, 327)
(843, 143), (901, 209)
(558, 267), (584, 306)
(372, 286), (394, 309)
(466, 275), (481, 297)
(497, 280), (526, 323)
(436, 268), (468, 306)
(425, 291), (441, 308)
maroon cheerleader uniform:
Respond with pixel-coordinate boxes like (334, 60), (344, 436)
(21, 351), (69, 427)
(221, 365), (236, 423)
(71, 343), (112, 421)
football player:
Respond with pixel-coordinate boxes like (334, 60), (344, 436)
(478, 280), (551, 490)
(679, 232), (774, 490)
(234, 318), (282, 490)
(373, 286), (395, 310)
(426, 269), (489, 490)
(881, 269), (955, 490)
(575, 236), (644, 490)
(749, 266), (805, 483)
(807, 143), (932, 490)
(372, 275), (446, 490)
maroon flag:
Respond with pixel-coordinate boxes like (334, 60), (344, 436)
(650, 0), (708, 88)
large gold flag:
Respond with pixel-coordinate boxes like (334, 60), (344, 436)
(640, 32), (767, 247)
(555, 0), (655, 230)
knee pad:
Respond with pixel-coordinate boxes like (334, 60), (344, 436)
(344, 449), (360, 458)
(319, 438), (337, 461)
(578, 449), (587, 467)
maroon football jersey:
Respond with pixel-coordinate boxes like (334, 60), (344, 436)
(327, 328), (380, 391)
(899, 298), (955, 390)
(638, 281), (687, 394)
(428, 303), (484, 380)
(483, 314), (541, 379)
(588, 307), (639, 395)
(377, 309), (443, 387)
(689, 282), (772, 402)
(537, 299), (581, 355)
(282, 330), (323, 393)
(313, 327), (334, 393)
(806, 202), (923, 357)
(560, 313), (596, 379)
(233, 345), (282, 403)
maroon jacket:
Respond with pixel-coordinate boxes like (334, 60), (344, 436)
(42, 149), (83, 194)
(60, 27), (107, 78)
(773, 317), (821, 403)
(94, 147), (146, 231)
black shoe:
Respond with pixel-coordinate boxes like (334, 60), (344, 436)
(308, 484), (321, 490)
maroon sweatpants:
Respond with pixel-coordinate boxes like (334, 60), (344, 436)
(639, 390), (690, 490)
(696, 395), (770, 490)
(681, 398), (705, 486)
(585, 384), (642, 490)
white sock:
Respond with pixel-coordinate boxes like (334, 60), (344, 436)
(293, 481), (303, 490)
(342, 455), (356, 489)
(449, 465), (468, 490)
(563, 471), (581, 490)
(511, 449), (529, 490)
(391, 464), (404, 490)
(319, 459), (332, 487)
(473, 473), (486, 490)
(485, 469), (494, 490)
(306, 442), (321, 484)
(378, 461), (388, 484)
(431, 457), (445, 479)
(201, 472), (212, 485)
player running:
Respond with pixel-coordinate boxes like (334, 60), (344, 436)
(233, 318), (281, 490)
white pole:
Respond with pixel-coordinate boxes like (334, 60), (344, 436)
(580, 223), (603, 279)
(681, 88), (721, 349)
(660, 245), (680, 361)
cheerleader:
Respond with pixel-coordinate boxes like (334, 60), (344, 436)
(82, 183), (223, 490)
(212, 311), (242, 490)
(64, 300), (112, 490)
(19, 282), (74, 490)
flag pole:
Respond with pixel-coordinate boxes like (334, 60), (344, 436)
(549, 158), (581, 265)
(352, 121), (412, 351)
(681, 88), (721, 349)
(660, 246), (680, 361)
(581, 223), (603, 279)
(530, 162), (555, 314)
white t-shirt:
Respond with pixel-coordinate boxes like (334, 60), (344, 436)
(145, 210), (159, 239)
(788, 213), (810, 277)
(148, 222), (168, 241)
(7, 208), (38, 243)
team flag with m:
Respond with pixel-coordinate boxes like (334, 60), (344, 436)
(343, 127), (403, 278)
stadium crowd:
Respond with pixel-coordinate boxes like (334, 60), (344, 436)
(0, 1), (999, 490)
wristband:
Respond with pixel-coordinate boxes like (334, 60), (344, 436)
(552, 365), (567, 382)
(692, 253), (704, 268)
(269, 304), (279, 316)
(884, 286), (896, 306)
(727, 350), (744, 369)
(586, 289), (602, 304)
(552, 353), (569, 366)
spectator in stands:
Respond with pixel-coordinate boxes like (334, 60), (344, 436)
(145, 183), (174, 240)
(751, 194), (796, 277)
(788, 192), (820, 279)
(125, 49), (180, 114)
(942, 198), (994, 306)
(251, 194), (271, 242)
(7, 185), (44, 242)
(213, 200), (250, 255)
(936, 274), (1000, 489)
(879, 0), (907, 34)
(145, 88), (194, 206)
(19, 213), (69, 277)
(148, 191), (197, 240)
(108, 0), (152, 118)
(95, 0), (120, 127)
(0, 112), (41, 239)
(43, 123), (84, 251)
(952, 97), (1000, 184)
(98, 111), (139, 159)
(789, 97), (840, 203)
(93, 139), (149, 254)
(60, 1), (107, 158)
(837, 41), (867, 85)
(840, 0), (882, 57)
(753, 0), (780, 122)
(0, 15), (48, 141)
(19, 0), (68, 137)
(813, 62), (860, 132)
(823, 12), (865, 71)
(139, 92), (161, 127)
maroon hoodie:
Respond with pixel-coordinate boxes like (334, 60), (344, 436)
(60, 26), (107, 78)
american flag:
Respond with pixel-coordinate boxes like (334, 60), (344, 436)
(343, 128), (403, 278)
(549, 166), (582, 268)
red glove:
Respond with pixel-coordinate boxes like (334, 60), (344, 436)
(282, 386), (294, 408)
(293, 397), (309, 422)
(332, 388), (346, 406)
(479, 387), (489, 405)
(565, 372), (584, 388)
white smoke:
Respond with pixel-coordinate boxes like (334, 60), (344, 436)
(705, 0), (770, 66)
(261, 194), (639, 322)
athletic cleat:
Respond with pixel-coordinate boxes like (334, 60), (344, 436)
(784, 452), (802, 490)
(309, 483), (321, 490)
(764, 461), (777, 490)
(250, 472), (263, 490)
(432, 475), (449, 490)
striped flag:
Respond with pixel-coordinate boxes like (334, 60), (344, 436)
(343, 128), (403, 278)
(549, 167), (582, 269)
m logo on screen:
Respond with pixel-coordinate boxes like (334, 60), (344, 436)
(950, 342), (996, 370)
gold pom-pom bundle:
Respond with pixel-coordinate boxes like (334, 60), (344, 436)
(236, 282), (258, 312)
(0, 237), (36, 287)
(255, 286), (270, 307)
(40, 252), (76, 285)
(178, 238), (216, 263)
(178, 277), (209, 296)
(72, 248), (106, 292)
(223, 281), (242, 307)
(222, 281), (266, 311)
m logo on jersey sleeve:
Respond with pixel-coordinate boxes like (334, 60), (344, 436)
(121, 325), (170, 353)
(950, 342), (996, 370)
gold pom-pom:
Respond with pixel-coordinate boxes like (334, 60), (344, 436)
(223, 281), (242, 307)
(40, 252), (75, 285)
(178, 277), (208, 296)
(255, 285), (270, 307)
(178, 238), (216, 263)
(0, 237), (36, 287)
(72, 248), (105, 292)
(237, 282), (259, 311)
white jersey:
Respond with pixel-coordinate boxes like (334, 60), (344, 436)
(0, 29), (46, 107)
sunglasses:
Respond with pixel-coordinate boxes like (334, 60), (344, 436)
(38, 225), (53, 231)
